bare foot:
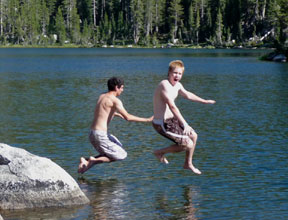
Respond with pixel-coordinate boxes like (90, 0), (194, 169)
(78, 157), (88, 174)
(184, 165), (202, 175)
(154, 151), (169, 164)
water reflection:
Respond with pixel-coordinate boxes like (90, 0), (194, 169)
(77, 176), (202, 220)
(182, 186), (200, 220)
(78, 177), (130, 219)
(1, 204), (88, 220)
(155, 185), (200, 220)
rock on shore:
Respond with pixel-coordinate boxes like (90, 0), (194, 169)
(0, 143), (89, 209)
(265, 52), (287, 62)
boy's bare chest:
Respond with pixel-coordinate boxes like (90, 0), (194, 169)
(167, 87), (179, 101)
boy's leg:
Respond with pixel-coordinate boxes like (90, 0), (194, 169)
(154, 144), (184, 164)
(183, 131), (201, 174)
(78, 155), (112, 174)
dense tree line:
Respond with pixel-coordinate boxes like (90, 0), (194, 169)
(0, 0), (287, 48)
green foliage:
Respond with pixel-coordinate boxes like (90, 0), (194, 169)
(131, 0), (144, 44)
(168, 0), (184, 42)
(55, 7), (66, 45)
(0, 0), (287, 48)
(71, 6), (81, 43)
(215, 8), (223, 45)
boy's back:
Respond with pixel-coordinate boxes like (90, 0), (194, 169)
(91, 93), (118, 131)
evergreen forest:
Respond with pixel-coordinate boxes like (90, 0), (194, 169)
(0, 0), (287, 50)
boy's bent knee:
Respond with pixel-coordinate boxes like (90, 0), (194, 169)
(190, 131), (197, 140)
(181, 138), (194, 149)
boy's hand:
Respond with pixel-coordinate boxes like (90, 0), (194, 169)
(147, 116), (154, 122)
(206, 100), (216, 104)
(183, 125), (194, 136)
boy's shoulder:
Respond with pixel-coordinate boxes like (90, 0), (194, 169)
(159, 79), (169, 87)
(99, 93), (120, 104)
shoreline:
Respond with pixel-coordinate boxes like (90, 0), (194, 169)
(1, 45), (284, 62)
(0, 44), (275, 50)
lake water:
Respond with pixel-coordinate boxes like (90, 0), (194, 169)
(0, 48), (287, 219)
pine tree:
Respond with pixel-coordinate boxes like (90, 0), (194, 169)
(45, 0), (56, 17)
(7, 0), (20, 44)
(200, 0), (206, 19)
(116, 11), (124, 40)
(144, 0), (153, 43)
(195, 6), (200, 44)
(100, 0), (105, 20)
(15, 13), (25, 44)
(71, 5), (80, 43)
(266, 0), (278, 29)
(39, 0), (49, 36)
(206, 7), (213, 40)
(63, 0), (77, 31)
(92, 0), (97, 27)
(77, 0), (92, 25)
(277, 0), (288, 51)
(215, 7), (223, 45)
(55, 7), (66, 45)
(100, 12), (110, 44)
(225, 0), (241, 42)
(81, 19), (91, 44)
(0, 0), (7, 37)
(187, 1), (195, 43)
(168, 0), (184, 42)
(154, 0), (164, 34)
(110, 13), (116, 44)
(238, 18), (243, 42)
(0, 0), (286, 47)
(26, 0), (41, 45)
(131, 0), (144, 44)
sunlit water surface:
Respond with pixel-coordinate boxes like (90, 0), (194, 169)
(0, 48), (287, 219)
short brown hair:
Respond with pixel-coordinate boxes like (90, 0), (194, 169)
(168, 60), (185, 74)
(107, 77), (124, 91)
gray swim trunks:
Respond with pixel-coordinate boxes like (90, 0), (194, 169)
(89, 130), (127, 160)
(152, 117), (190, 146)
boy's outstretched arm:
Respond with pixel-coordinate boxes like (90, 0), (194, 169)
(179, 85), (216, 104)
(115, 99), (153, 122)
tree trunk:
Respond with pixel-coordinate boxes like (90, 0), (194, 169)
(0, 0), (3, 36)
(261, 0), (266, 20)
(155, 1), (159, 33)
(201, 0), (204, 18)
(174, 11), (178, 41)
(255, 0), (259, 20)
(101, 0), (105, 20)
(145, 0), (152, 38)
(93, 0), (97, 27)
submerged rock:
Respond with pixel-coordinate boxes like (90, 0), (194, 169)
(0, 143), (89, 210)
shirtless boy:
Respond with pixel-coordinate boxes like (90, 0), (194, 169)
(78, 77), (152, 174)
(152, 60), (215, 175)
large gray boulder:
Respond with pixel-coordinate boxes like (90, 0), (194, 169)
(0, 143), (89, 209)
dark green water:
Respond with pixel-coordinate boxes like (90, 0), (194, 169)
(0, 48), (287, 219)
